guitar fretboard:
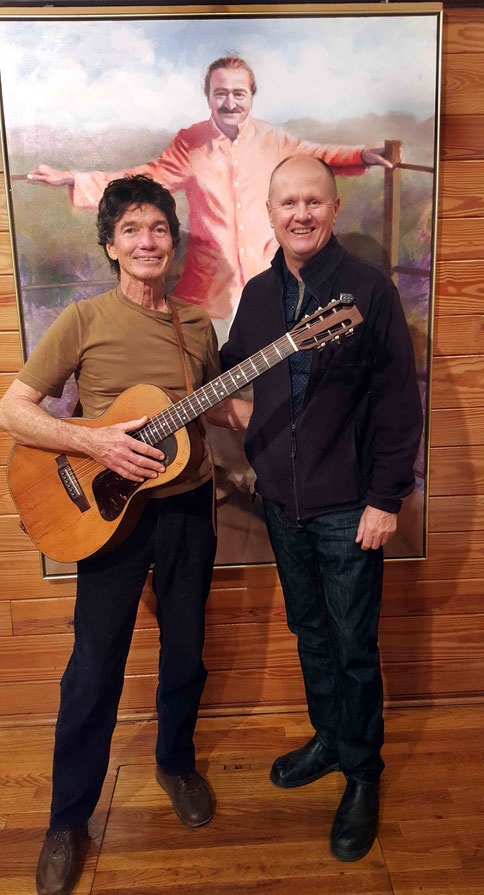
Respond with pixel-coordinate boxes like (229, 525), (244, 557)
(133, 333), (295, 447)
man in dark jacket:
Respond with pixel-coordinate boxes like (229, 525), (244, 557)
(220, 155), (423, 862)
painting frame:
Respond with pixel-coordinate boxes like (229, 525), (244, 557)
(0, 2), (443, 577)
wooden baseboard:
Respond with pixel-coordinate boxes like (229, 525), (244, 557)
(1, 692), (484, 729)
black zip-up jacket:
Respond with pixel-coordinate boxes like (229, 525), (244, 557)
(220, 234), (423, 520)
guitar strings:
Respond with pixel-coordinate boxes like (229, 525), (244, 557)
(131, 335), (295, 448)
(66, 336), (294, 483)
(69, 311), (351, 480)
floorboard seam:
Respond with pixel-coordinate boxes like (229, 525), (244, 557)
(90, 764), (121, 894)
(378, 831), (396, 895)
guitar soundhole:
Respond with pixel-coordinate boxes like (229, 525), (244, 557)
(92, 435), (178, 521)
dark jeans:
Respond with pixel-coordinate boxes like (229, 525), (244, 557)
(50, 481), (216, 830)
(263, 500), (384, 783)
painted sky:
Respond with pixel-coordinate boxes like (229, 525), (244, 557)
(0, 14), (438, 132)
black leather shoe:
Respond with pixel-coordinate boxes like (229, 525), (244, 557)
(270, 735), (340, 789)
(330, 779), (379, 861)
(36, 824), (88, 895)
(156, 766), (215, 827)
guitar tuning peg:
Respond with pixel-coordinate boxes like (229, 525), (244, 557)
(334, 335), (340, 342)
(344, 328), (354, 338)
(317, 341), (327, 351)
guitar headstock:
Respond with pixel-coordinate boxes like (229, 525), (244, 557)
(289, 296), (363, 352)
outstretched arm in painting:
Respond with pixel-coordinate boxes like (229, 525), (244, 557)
(27, 164), (74, 186)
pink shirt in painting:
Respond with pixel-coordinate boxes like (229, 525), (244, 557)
(71, 116), (366, 319)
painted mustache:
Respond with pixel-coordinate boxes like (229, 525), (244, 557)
(219, 106), (243, 114)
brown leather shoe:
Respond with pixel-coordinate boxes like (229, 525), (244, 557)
(156, 766), (215, 827)
(36, 825), (88, 895)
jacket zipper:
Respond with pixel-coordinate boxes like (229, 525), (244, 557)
(290, 420), (302, 521)
(288, 278), (339, 522)
(280, 276), (303, 522)
(281, 280), (305, 523)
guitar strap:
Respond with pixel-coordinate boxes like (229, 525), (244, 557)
(167, 296), (195, 396)
(167, 296), (217, 534)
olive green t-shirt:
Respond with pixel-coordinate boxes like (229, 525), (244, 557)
(17, 287), (221, 497)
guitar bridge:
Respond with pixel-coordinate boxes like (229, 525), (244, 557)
(56, 455), (90, 512)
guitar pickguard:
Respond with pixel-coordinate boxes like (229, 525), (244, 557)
(92, 434), (178, 522)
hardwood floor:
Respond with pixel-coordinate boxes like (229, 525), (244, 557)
(0, 706), (483, 894)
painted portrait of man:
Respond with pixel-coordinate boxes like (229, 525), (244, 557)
(0, 11), (439, 565)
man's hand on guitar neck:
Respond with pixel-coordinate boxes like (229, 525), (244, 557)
(205, 396), (253, 430)
(0, 379), (165, 483)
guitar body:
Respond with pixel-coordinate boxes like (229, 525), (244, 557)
(7, 384), (204, 563)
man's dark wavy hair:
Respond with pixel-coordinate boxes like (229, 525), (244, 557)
(204, 55), (257, 98)
(97, 174), (180, 277)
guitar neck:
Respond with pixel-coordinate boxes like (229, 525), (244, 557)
(134, 333), (296, 446)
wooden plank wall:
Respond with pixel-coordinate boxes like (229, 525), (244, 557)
(0, 6), (483, 724)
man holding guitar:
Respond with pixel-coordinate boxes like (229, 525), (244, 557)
(220, 156), (423, 863)
(0, 174), (249, 895)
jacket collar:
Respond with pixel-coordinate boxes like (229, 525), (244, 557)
(271, 233), (346, 299)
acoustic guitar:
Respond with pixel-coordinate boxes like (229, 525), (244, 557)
(7, 296), (362, 562)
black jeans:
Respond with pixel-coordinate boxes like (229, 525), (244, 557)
(263, 500), (384, 783)
(50, 481), (216, 830)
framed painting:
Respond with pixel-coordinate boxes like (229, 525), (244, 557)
(0, 3), (442, 574)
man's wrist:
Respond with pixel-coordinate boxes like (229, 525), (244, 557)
(366, 493), (402, 514)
